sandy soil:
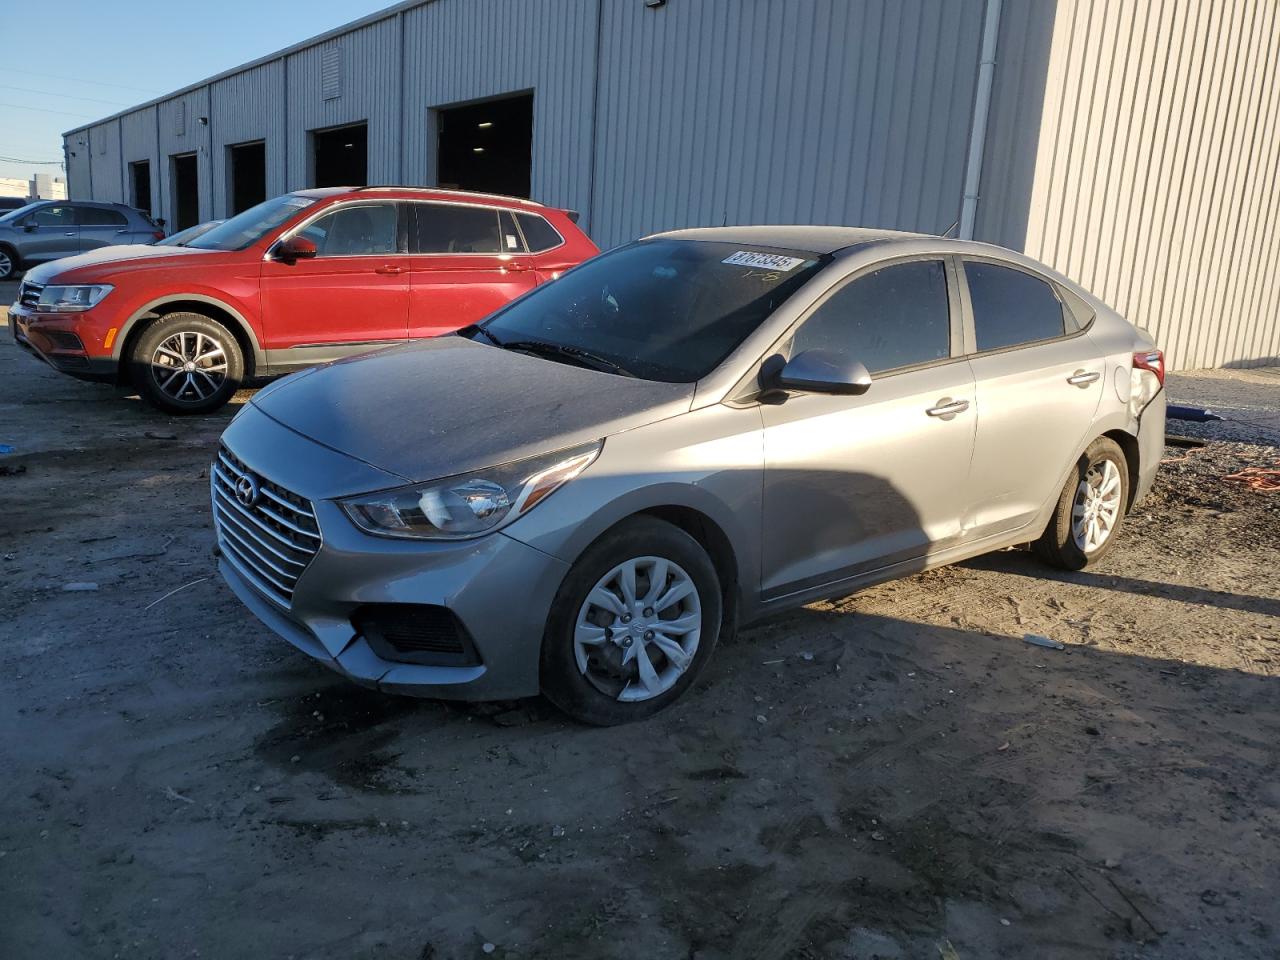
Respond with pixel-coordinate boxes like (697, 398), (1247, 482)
(1, 317), (1278, 960)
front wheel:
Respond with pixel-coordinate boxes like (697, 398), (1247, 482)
(541, 517), (722, 725)
(1034, 436), (1130, 570)
(0, 246), (18, 281)
(129, 313), (244, 415)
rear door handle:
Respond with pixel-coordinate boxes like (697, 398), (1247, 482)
(373, 265), (404, 275)
(1067, 369), (1100, 387)
(64, 232), (76, 237)
(926, 398), (970, 419)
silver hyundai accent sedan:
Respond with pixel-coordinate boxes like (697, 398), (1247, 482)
(211, 226), (1166, 724)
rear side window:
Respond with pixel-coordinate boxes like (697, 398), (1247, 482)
(413, 204), (502, 254)
(78, 207), (128, 227)
(964, 261), (1068, 352)
(515, 212), (562, 253)
(297, 203), (398, 256)
(792, 259), (952, 374)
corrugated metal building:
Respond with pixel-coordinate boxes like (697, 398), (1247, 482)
(63, 0), (1280, 370)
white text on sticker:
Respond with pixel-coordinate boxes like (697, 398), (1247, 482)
(722, 251), (806, 271)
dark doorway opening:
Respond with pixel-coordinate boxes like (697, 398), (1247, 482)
(129, 160), (152, 215)
(436, 92), (533, 198)
(171, 152), (199, 230)
(228, 140), (266, 215)
(312, 122), (368, 188)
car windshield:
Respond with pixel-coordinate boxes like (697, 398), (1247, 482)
(477, 239), (826, 382)
(186, 194), (317, 251)
(0, 202), (45, 223)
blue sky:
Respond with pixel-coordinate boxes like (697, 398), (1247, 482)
(0, 0), (393, 182)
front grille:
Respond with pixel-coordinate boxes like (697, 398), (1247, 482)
(211, 446), (321, 606)
(353, 604), (480, 667)
(19, 281), (43, 308)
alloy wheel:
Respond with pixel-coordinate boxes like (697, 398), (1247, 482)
(1071, 458), (1122, 552)
(150, 330), (228, 403)
(0, 250), (12, 278)
(573, 555), (702, 702)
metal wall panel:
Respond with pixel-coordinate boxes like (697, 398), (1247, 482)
(285, 17), (402, 189)
(64, 129), (93, 198)
(589, 0), (986, 248)
(86, 121), (124, 204)
(401, 0), (599, 225)
(119, 106), (159, 212)
(210, 61), (288, 214)
(980, 0), (1280, 369)
(156, 86), (213, 226)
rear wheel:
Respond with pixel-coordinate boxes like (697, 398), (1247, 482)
(1034, 436), (1130, 570)
(129, 313), (244, 415)
(0, 245), (17, 281)
(541, 517), (722, 725)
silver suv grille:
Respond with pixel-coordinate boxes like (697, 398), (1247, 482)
(211, 446), (321, 606)
(19, 281), (43, 308)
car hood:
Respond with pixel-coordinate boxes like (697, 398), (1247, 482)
(250, 335), (694, 485)
(23, 244), (224, 284)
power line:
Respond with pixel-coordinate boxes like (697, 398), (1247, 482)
(0, 84), (132, 107)
(0, 155), (65, 166)
(13, 70), (161, 96)
(0, 101), (97, 119)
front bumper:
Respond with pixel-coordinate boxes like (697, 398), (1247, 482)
(214, 407), (571, 701)
(9, 304), (118, 382)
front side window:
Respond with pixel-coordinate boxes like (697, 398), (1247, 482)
(479, 239), (826, 383)
(32, 205), (74, 227)
(791, 259), (952, 374)
(965, 261), (1068, 352)
(297, 203), (398, 256)
(413, 204), (502, 254)
(77, 207), (128, 227)
(188, 194), (317, 251)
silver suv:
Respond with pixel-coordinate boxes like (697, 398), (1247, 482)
(0, 201), (162, 279)
(213, 226), (1166, 725)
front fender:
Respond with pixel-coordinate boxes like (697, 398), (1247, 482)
(111, 292), (265, 369)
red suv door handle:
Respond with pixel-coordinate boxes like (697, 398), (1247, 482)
(503, 262), (531, 273)
(373, 265), (404, 275)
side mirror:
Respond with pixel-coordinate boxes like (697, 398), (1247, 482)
(22, 220), (37, 232)
(775, 349), (872, 396)
(274, 235), (317, 264)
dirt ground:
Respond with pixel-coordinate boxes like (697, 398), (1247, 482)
(2, 304), (1278, 960)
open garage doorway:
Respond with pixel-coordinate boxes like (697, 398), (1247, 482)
(436, 92), (533, 198)
(312, 122), (367, 188)
(227, 140), (266, 215)
(129, 161), (152, 216)
(170, 152), (199, 230)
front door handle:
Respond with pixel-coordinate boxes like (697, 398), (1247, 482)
(1067, 369), (1100, 387)
(926, 398), (970, 419)
(373, 265), (404, 275)
(503, 262), (531, 273)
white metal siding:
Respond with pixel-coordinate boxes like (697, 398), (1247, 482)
(120, 106), (159, 212)
(980, 0), (1280, 369)
(156, 87), (213, 226)
(86, 121), (124, 204)
(211, 61), (288, 214)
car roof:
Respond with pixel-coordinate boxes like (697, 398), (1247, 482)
(293, 185), (548, 210)
(647, 224), (932, 255)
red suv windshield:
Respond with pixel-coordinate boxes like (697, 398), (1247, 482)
(187, 194), (317, 252)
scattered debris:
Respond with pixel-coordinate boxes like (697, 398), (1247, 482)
(761, 658), (784, 665)
(801, 651), (814, 661)
(937, 940), (961, 960)
(1024, 633), (1065, 651)
(0, 443), (13, 454)
(143, 577), (208, 611)
(1221, 460), (1280, 493)
(755, 714), (767, 724)
(1167, 404), (1223, 422)
(143, 431), (178, 441)
(163, 786), (194, 805)
(871, 831), (886, 842)
(997, 741), (1010, 752)
(62, 582), (99, 592)
(482, 943), (496, 954)
(0, 463), (25, 477)
(551, 825), (566, 839)
(1000, 918), (1011, 926)
(1165, 435), (1207, 448)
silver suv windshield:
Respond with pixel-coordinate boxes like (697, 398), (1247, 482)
(476, 239), (826, 383)
(186, 194), (317, 251)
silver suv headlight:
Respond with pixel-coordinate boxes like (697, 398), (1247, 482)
(36, 284), (113, 313)
(340, 441), (601, 540)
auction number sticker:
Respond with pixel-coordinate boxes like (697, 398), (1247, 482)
(722, 251), (806, 271)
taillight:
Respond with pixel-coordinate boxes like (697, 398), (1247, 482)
(1129, 348), (1164, 416)
(1133, 349), (1165, 386)
(153, 231), (166, 241)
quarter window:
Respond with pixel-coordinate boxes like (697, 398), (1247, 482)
(791, 259), (952, 374)
(77, 207), (128, 227)
(297, 203), (398, 256)
(964, 262), (1068, 351)
(515, 212), (562, 253)
(413, 204), (502, 254)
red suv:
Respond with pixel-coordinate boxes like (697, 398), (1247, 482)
(9, 187), (598, 413)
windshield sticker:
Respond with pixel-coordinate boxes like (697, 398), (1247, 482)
(722, 251), (806, 271)
(283, 196), (315, 208)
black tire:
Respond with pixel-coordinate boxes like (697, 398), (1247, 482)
(1033, 436), (1130, 571)
(129, 313), (244, 415)
(0, 245), (18, 281)
(541, 516), (723, 726)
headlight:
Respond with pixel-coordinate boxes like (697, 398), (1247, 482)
(341, 441), (601, 540)
(36, 284), (113, 313)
